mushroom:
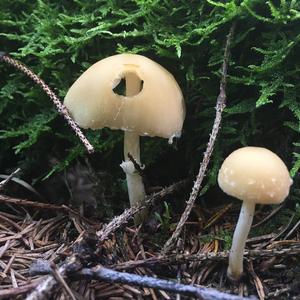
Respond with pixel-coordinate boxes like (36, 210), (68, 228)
(217, 146), (293, 281)
(64, 53), (185, 224)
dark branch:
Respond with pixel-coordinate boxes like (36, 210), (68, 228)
(0, 54), (94, 154)
(77, 266), (256, 300)
(30, 260), (256, 300)
(127, 152), (144, 175)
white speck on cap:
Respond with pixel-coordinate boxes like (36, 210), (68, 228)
(218, 147), (293, 204)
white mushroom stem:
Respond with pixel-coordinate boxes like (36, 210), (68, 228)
(120, 72), (146, 224)
(227, 201), (255, 281)
(122, 131), (146, 211)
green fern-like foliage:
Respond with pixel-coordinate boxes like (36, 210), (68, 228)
(0, 0), (299, 204)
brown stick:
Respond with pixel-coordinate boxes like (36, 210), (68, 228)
(0, 195), (65, 211)
(50, 263), (77, 300)
(162, 22), (236, 254)
(113, 245), (300, 271)
(0, 53), (94, 154)
(0, 194), (95, 225)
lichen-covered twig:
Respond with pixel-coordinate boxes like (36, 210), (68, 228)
(77, 266), (255, 300)
(97, 207), (140, 242)
(97, 179), (188, 241)
(26, 256), (79, 300)
(162, 22), (236, 254)
(0, 53), (94, 154)
(30, 260), (255, 300)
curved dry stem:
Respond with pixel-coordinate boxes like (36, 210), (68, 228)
(162, 23), (236, 254)
(227, 201), (255, 281)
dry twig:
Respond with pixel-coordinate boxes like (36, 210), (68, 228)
(0, 195), (95, 225)
(248, 261), (265, 300)
(0, 168), (21, 191)
(162, 22), (236, 254)
(97, 179), (188, 241)
(0, 195), (65, 211)
(113, 244), (300, 271)
(252, 204), (284, 228)
(50, 263), (77, 300)
(0, 53), (94, 154)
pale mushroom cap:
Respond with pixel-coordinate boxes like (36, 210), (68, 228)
(64, 53), (185, 139)
(218, 147), (293, 204)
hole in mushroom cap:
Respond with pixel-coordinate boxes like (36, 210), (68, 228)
(112, 72), (144, 97)
(113, 77), (126, 96)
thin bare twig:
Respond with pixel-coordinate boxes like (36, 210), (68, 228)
(252, 204), (284, 228)
(113, 244), (300, 271)
(0, 195), (96, 227)
(247, 261), (265, 300)
(162, 23), (236, 254)
(127, 153), (144, 175)
(0, 53), (94, 154)
(284, 218), (300, 239)
(50, 263), (77, 300)
(0, 194), (65, 211)
(0, 174), (44, 200)
(0, 168), (20, 191)
(97, 179), (188, 241)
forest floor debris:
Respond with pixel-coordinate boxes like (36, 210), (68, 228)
(0, 193), (298, 299)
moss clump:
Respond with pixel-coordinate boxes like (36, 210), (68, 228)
(199, 229), (233, 251)
(0, 1), (299, 205)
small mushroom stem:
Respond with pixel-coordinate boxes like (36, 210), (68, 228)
(120, 72), (146, 224)
(227, 201), (255, 281)
(123, 131), (146, 214)
(124, 131), (141, 163)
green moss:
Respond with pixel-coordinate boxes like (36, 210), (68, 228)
(0, 0), (299, 203)
(199, 229), (233, 251)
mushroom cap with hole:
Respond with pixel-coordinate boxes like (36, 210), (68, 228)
(218, 147), (293, 204)
(64, 54), (185, 140)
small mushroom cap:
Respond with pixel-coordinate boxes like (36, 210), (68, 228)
(64, 54), (185, 140)
(218, 147), (293, 204)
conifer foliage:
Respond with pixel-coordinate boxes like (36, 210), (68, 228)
(0, 1), (299, 200)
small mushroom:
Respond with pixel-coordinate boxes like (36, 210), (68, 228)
(64, 54), (185, 223)
(218, 146), (293, 281)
